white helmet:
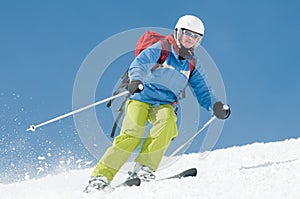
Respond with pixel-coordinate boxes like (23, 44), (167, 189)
(174, 15), (205, 48)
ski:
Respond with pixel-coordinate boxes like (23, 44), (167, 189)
(110, 168), (197, 191)
(112, 168), (196, 189)
(157, 168), (197, 181)
(104, 177), (141, 193)
(113, 177), (141, 189)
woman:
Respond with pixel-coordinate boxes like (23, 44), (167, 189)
(85, 14), (230, 192)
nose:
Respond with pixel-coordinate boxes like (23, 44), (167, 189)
(187, 35), (196, 42)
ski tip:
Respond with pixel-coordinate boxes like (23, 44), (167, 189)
(190, 168), (197, 177)
(179, 168), (197, 178)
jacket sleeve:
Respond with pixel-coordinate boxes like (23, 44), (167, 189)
(128, 42), (162, 82)
(189, 58), (219, 112)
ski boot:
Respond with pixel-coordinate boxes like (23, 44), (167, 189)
(128, 163), (156, 182)
(83, 176), (109, 193)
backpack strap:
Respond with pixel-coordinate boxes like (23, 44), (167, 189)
(189, 56), (195, 75)
(151, 39), (170, 71)
(106, 70), (129, 108)
(110, 98), (127, 138)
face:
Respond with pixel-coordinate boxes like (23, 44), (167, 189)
(179, 29), (203, 49)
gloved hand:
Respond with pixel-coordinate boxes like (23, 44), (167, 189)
(127, 80), (144, 95)
(213, 102), (231, 119)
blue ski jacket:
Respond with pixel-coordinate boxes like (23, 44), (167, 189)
(128, 39), (218, 112)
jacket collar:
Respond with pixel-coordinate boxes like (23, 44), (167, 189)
(166, 34), (194, 59)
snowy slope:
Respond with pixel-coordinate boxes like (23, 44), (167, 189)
(1, 138), (300, 199)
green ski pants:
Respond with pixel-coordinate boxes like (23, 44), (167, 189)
(91, 99), (178, 183)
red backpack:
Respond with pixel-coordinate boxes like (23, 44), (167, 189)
(134, 31), (195, 72)
(107, 31), (195, 137)
(135, 31), (171, 70)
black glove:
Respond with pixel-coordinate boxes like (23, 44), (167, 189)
(213, 102), (231, 119)
(127, 80), (144, 95)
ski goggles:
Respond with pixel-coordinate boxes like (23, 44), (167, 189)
(182, 29), (203, 39)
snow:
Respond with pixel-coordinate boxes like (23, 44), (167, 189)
(1, 138), (300, 199)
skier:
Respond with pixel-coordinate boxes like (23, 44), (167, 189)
(85, 14), (231, 192)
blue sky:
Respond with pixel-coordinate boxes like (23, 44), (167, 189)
(1, 1), (300, 183)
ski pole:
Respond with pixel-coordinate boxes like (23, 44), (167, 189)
(170, 115), (217, 157)
(27, 90), (130, 132)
